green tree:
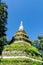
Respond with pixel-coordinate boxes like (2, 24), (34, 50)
(38, 35), (43, 55)
(38, 35), (43, 40)
(32, 40), (39, 48)
(32, 35), (43, 57)
(0, 2), (8, 56)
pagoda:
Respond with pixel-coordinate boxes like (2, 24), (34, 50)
(11, 21), (31, 44)
(2, 21), (41, 60)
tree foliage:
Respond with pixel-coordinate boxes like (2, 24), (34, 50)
(32, 35), (43, 57)
(0, 2), (8, 55)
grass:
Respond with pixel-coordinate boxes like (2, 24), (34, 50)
(0, 58), (42, 65)
(2, 42), (42, 60)
(1, 42), (42, 65)
(3, 42), (41, 55)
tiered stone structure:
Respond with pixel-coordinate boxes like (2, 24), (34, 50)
(11, 21), (31, 44)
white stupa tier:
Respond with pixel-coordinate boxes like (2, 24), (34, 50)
(19, 21), (24, 31)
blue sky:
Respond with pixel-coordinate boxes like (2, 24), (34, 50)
(2, 0), (43, 40)
(0, 0), (1, 2)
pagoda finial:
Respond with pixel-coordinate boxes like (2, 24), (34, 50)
(20, 21), (23, 26)
(19, 21), (24, 30)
